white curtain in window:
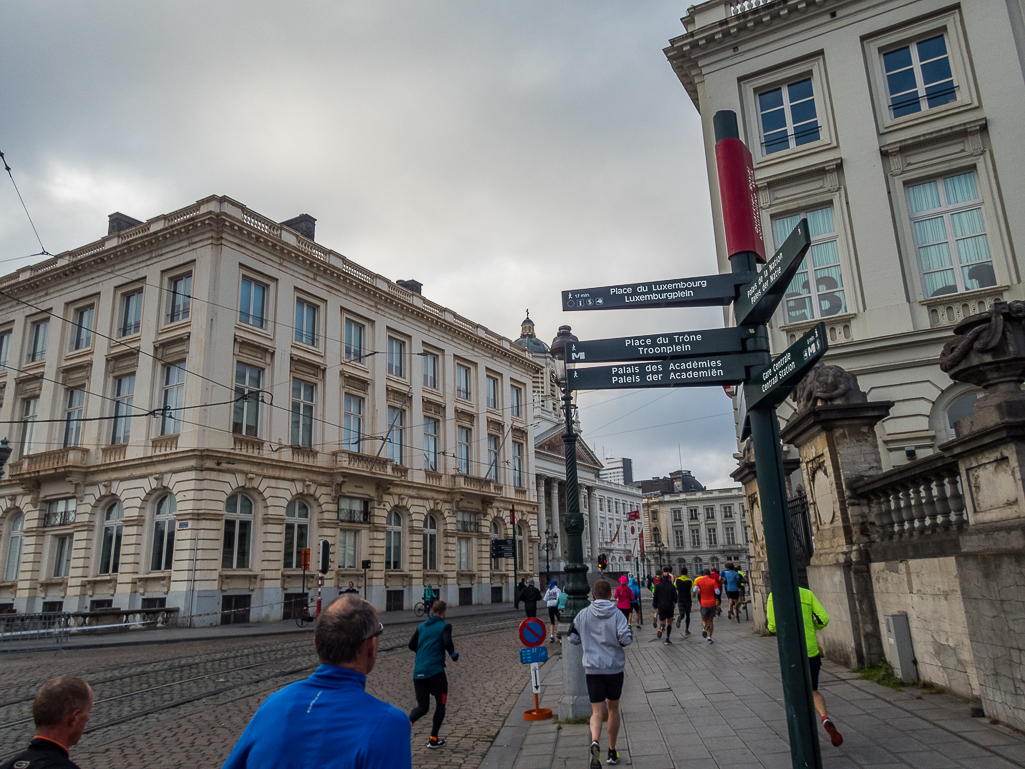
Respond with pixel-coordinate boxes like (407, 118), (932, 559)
(944, 173), (978, 205)
(908, 180), (941, 213)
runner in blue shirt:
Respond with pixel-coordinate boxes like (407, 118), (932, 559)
(720, 563), (743, 620)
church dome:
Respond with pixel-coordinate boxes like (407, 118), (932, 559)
(513, 312), (549, 354)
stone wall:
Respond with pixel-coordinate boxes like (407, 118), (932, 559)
(807, 563), (860, 669)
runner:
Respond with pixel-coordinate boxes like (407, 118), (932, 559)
(628, 576), (642, 629)
(422, 584), (437, 616)
(720, 563), (742, 620)
(557, 584), (569, 637)
(709, 568), (723, 616)
(521, 578), (542, 618)
(766, 587), (844, 747)
(408, 600), (459, 749)
(544, 579), (562, 643)
(673, 567), (693, 635)
(614, 576), (633, 623)
(693, 569), (719, 644)
(737, 568), (748, 610)
(651, 566), (678, 645)
(649, 575), (660, 628)
(566, 579), (632, 767)
(515, 578), (526, 610)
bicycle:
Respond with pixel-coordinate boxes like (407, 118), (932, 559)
(295, 601), (316, 628)
(413, 601), (425, 617)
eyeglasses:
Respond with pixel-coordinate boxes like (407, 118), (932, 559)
(364, 622), (384, 642)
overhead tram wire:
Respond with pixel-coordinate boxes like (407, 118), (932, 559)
(0, 146), (50, 257)
(587, 410), (735, 441)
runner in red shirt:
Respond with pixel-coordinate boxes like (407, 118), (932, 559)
(692, 570), (720, 644)
(709, 570), (723, 616)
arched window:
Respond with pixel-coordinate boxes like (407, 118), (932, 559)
(710, 556), (720, 572)
(516, 523), (526, 570)
(385, 511), (402, 570)
(151, 494), (177, 571)
(946, 392), (981, 440)
(284, 500), (310, 569)
(223, 493), (254, 569)
(99, 502), (124, 575)
(678, 558), (687, 576)
(693, 557), (703, 574)
(490, 519), (502, 571)
(423, 514), (438, 571)
(4, 513), (24, 581)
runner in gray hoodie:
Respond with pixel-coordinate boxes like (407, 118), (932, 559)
(567, 579), (633, 767)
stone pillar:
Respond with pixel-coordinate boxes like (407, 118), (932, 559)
(536, 475), (547, 540)
(731, 441), (768, 631)
(587, 487), (599, 567)
(550, 480), (562, 559)
(780, 367), (893, 670)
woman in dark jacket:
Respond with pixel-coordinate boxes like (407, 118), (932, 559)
(520, 578), (543, 618)
(651, 567), (679, 644)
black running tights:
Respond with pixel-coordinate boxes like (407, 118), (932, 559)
(409, 672), (448, 738)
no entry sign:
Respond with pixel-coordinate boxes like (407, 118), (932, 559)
(518, 617), (547, 648)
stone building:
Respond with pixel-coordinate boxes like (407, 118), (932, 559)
(0, 196), (539, 624)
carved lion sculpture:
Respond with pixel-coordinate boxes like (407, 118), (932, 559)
(792, 363), (868, 412)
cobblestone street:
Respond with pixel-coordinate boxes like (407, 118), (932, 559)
(1, 610), (549, 769)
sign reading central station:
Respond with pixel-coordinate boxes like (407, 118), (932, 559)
(562, 272), (752, 312)
(568, 355), (757, 390)
(745, 322), (827, 409)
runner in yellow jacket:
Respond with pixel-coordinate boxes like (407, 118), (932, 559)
(766, 587), (843, 747)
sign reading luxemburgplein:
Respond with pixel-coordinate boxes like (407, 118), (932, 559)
(567, 355), (757, 391)
(566, 326), (754, 364)
(562, 272), (752, 312)
(745, 322), (827, 409)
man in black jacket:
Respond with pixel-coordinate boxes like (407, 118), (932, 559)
(652, 566), (679, 645)
(1, 676), (92, 769)
(520, 578), (543, 618)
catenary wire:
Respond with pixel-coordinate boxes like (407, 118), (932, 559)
(0, 146), (49, 257)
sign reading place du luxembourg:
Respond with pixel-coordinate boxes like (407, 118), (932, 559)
(567, 354), (758, 391)
(565, 326), (755, 364)
(562, 272), (753, 312)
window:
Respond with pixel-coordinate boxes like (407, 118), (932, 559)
(883, 34), (956, 119)
(119, 290), (143, 337)
(168, 274), (192, 323)
(723, 505), (734, 519)
(512, 442), (525, 488)
(456, 364), (472, 400)
(63, 387), (85, 448)
(745, 527), (750, 544)
(284, 500), (310, 569)
(232, 364), (262, 437)
(688, 507), (699, 521)
(710, 556), (720, 572)
(45, 499), (76, 527)
(775, 206), (846, 323)
(423, 417), (439, 472)
(423, 515), (438, 571)
(161, 364), (186, 435)
(29, 320), (48, 363)
(599, 497), (605, 513)
(223, 493), (254, 569)
(457, 511), (479, 532)
(98, 501), (124, 575)
(674, 529), (685, 548)
(338, 496), (370, 523)
(706, 527), (718, 546)
(0, 328), (9, 368)
(758, 77), (820, 155)
(4, 514), (24, 581)
(387, 337), (405, 378)
(423, 352), (439, 389)
(294, 299), (318, 346)
(111, 374), (135, 445)
(946, 392), (980, 440)
(705, 506), (716, 520)
(343, 394), (363, 452)
(151, 494), (176, 571)
(457, 426), (471, 475)
(291, 380), (315, 448)
(486, 435), (500, 481)
(344, 319), (365, 362)
(908, 171), (995, 298)
(386, 406), (405, 465)
(725, 526), (737, 545)
(52, 535), (73, 578)
(338, 529), (358, 569)
(385, 511), (402, 570)
(690, 529), (701, 548)
(72, 306), (94, 351)
(693, 557), (703, 574)
(672, 508), (683, 523)
(239, 277), (267, 329)
(511, 385), (524, 418)
(486, 376), (499, 409)
(457, 537), (471, 571)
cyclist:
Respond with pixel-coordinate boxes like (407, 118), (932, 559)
(423, 584), (437, 616)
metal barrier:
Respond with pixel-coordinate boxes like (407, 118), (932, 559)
(0, 611), (72, 652)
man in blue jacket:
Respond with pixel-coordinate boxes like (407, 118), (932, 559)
(408, 600), (459, 749)
(222, 594), (411, 769)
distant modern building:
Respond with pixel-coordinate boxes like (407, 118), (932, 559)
(598, 457), (633, 486)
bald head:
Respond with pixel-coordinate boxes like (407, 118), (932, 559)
(314, 594), (380, 668)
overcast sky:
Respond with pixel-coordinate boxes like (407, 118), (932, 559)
(0, 2), (741, 488)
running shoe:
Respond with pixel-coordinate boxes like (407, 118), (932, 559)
(701, 629), (707, 639)
(707, 637), (715, 644)
(663, 638), (672, 645)
(428, 737), (446, 749)
(822, 719), (843, 747)
(656, 627), (662, 639)
(549, 635), (555, 643)
(727, 610), (733, 619)
(652, 617), (657, 629)
(684, 630), (691, 636)
(607, 747), (620, 764)
(590, 740), (602, 769)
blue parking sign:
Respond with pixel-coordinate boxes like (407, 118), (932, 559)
(520, 646), (549, 665)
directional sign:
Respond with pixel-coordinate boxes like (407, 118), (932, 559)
(733, 219), (811, 326)
(566, 326), (753, 364)
(562, 272), (753, 312)
(744, 322), (828, 409)
(520, 646), (549, 664)
(490, 539), (515, 559)
(567, 355), (759, 391)
(519, 617), (548, 648)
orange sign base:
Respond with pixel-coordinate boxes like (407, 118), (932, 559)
(523, 693), (553, 721)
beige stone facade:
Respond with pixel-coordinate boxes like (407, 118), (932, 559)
(0, 197), (540, 624)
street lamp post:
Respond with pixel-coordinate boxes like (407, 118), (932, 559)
(550, 325), (591, 719)
(541, 528), (559, 587)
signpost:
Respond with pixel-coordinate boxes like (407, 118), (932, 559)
(518, 618), (553, 721)
(555, 108), (828, 769)
(490, 539), (516, 559)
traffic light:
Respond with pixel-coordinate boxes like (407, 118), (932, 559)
(301, 548), (311, 570)
(319, 539), (331, 574)
(597, 554), (608, 570)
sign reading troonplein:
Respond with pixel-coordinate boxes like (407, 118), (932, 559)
(745, 322), (828, 409)
(565, 326), (753, 363)
(732, 219), (812, 326)
(562, 272), (752, 312)
(567, 355), (757, 390)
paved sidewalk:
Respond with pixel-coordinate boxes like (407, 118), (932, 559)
(483, 617), (1025, 769)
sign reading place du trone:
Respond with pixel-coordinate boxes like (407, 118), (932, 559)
(565, 326), (754, 364)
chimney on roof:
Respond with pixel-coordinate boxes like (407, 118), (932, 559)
(108, 212), (143, 235)
(281, 214), (316, 240)
(396, 279), (423, 295)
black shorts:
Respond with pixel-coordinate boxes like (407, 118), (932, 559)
(726, 591), (740, 600)
(809, 654), (822, 690)
(658, 607), (674, 621)
(585, 672), (624, 703)
(677, 600), (692, 614)
(619, 607), (632, 621)
(548, 606), (560, 624)
(413, 671), (448, 701)
(700, 606), (717, 619)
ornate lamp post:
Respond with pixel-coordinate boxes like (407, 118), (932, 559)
(541, 528), (559, 587)
(0, 438), (11, 480)
(550, 325), (591, 719)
